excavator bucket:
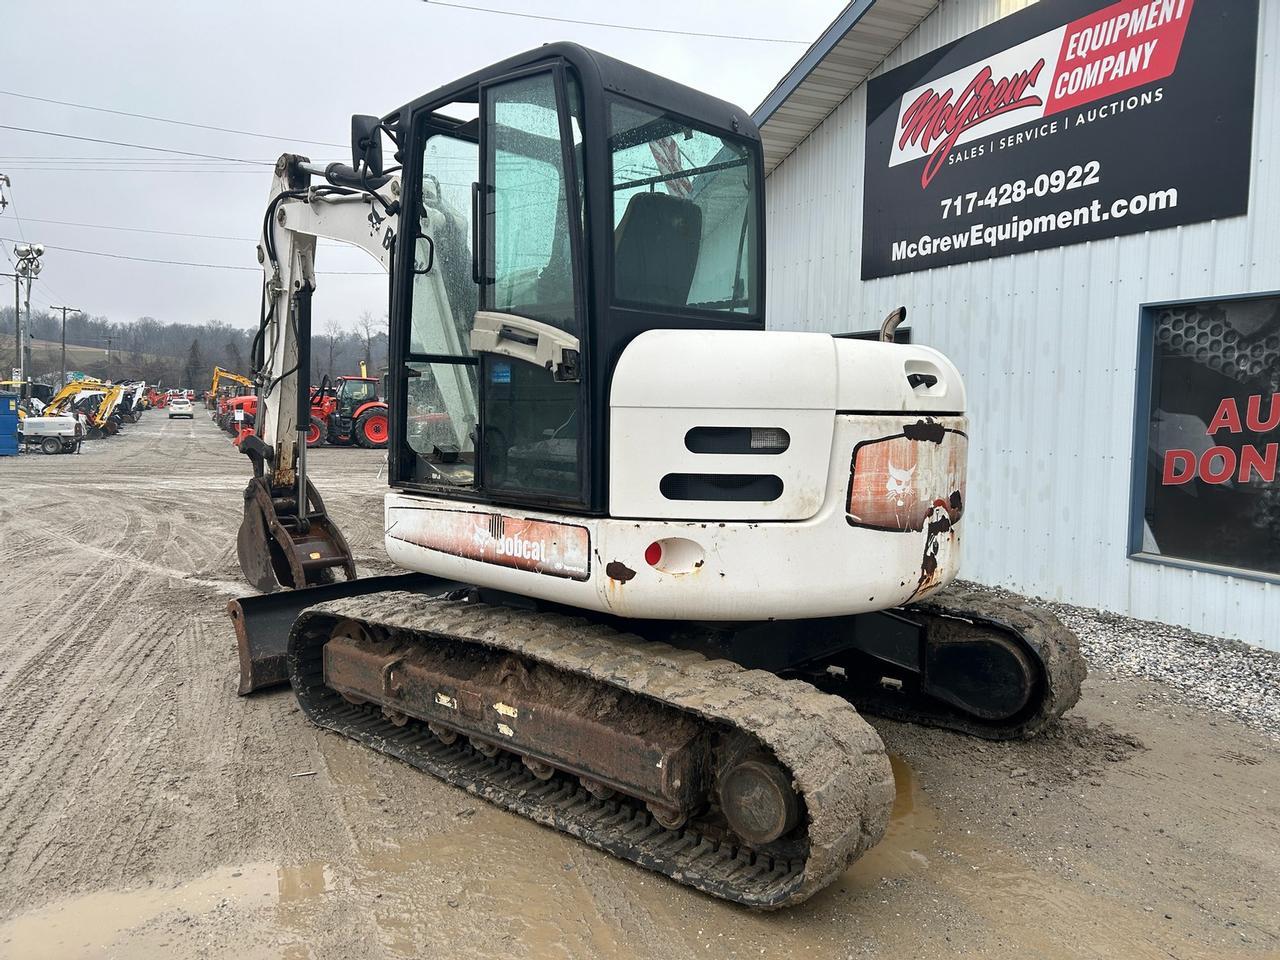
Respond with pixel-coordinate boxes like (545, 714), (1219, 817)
(228, 571), (464, 694)
(236, 474), (357, 594)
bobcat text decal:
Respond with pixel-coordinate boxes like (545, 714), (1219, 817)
(387, 509), (591, 581)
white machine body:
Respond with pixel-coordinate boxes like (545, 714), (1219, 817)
(386, 329), (968, 620)
(248, 158), (969, 622)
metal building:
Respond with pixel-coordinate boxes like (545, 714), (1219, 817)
(755, 0), (1280, 650)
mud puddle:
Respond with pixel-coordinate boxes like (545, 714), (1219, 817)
(0, 863), (316, 960)
(800, 752), (1265, 960)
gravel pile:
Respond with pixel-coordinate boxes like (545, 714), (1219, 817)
(1043, 598), (1278, 738)
(951, 582), (1280, 737)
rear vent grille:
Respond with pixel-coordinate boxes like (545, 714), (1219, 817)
(660, 473), (784, 502)
(684, 426), (790, 455)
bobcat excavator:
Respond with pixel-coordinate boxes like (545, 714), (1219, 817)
(229, 44), (1085, 909)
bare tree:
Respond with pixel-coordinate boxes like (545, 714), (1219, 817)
(183, 339), (205, 391)
(356, 311), (376, 373)
(323, 316), (343, 382)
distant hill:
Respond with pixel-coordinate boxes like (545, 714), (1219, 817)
(3, 306), (387, 390)
(28, 338), (175, 370)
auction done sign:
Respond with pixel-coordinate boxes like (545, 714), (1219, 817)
(861, 0), (1259, 279)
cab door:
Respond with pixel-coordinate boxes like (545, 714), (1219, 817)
(393, 64), (587, 508)
(475, 67), (586, 506)
(397, 111), (482, 489)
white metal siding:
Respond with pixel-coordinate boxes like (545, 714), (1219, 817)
(764, 0), (1280, 650)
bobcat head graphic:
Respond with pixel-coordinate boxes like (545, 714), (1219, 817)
(885, 462), (915, 507)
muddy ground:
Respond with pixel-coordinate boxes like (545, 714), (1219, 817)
(0, 414), (1276, 960)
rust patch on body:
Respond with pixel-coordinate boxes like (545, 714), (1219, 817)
(605, 561), (637, 582)
(387, 508), (591, 581)
(908, 503), (955, 601)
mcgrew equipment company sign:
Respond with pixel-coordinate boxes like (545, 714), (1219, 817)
(861, 0), (1259, 279)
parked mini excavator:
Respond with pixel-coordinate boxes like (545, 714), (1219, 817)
(229, 44), (1085, 909)
(209, 365), (254, 413)
(44, 380), (126, 439)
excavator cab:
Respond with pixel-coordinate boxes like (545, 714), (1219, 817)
(387, 45), (760, 511)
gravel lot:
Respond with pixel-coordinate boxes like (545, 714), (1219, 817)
(0, 413), (1276, 960)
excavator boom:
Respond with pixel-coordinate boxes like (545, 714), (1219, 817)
(233, 152), (397, 594)
(210, 365), (254, 396)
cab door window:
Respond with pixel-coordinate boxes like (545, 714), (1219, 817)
(479, 71), (583, 500)
(484, 73), (579, 335)
(405, 127), (481, 486)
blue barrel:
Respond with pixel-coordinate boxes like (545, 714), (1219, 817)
(0, 393), (17, 456)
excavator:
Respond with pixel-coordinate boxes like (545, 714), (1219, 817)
(42, 379), (126, 439)
(42, 378), (103, 416)
(228, 44), (1085, 909)
(78, 384), (127, 438)
(209, 365), (254, 413)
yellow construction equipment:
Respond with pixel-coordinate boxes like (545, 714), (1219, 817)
(42, 379), (106, 416)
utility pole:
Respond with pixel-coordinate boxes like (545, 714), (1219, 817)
(21, 270), (33, 379)
(12, 244), (42, 385)
(101, 335), (115, 379)
(0, 175), (11, 380)
(6, 269), (17, 381)
(50, 305), (80, 388)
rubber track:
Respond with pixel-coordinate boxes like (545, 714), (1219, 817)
(888, 583), (1088, 740)
(290, 592), (895, 908)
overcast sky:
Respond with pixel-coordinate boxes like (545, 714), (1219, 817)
(0, 0), (845, 332)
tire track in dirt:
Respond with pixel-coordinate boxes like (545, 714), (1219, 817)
(0, 413), (388, 926)
(0, 575), (172, 882)
(0, 418), (242, 909)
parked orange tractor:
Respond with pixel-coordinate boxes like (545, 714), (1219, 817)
(227, 369), (388, 450)
(307, 373), (387, 448)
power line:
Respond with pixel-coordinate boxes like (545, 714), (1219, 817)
(0, 167), (272, 175)
(0, 156), (342, 165)
(0, 90), (347, 149)
(2, 186), (72, 305)
(18, 215), (259, 242)
(0, 156), (264, 161)
(421, 0), (809, 43)
(0, 237), (382, 275)
(0, 125), (272, 164)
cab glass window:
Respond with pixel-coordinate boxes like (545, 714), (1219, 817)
(609, 97), (757, 315)
(345, 381), (375, 403)
(479, 71), (584, 501)
(484, 73), (579, 334)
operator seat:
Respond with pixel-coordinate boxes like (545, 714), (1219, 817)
(614, 192), (702, 306)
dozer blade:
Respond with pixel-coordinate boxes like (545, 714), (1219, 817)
(227, 572), (464, 695)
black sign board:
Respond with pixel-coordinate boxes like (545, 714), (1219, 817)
(861, 0), (1259, 279)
